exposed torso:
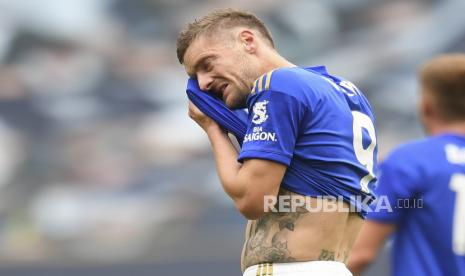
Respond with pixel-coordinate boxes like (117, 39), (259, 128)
(241, 188), (363, 272)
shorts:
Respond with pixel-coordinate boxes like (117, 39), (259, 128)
(243, 261), (353, 276)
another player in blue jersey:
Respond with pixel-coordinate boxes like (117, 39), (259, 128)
(348, 54), (465, 276)
(177, 9), (378, 276)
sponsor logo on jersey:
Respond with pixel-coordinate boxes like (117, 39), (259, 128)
(252, 100), (269, 125)
(243, 126), (277, 143)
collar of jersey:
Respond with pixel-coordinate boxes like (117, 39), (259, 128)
(304, 65), (329, 76)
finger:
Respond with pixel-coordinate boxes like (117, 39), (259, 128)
(188, 101), (196, 117)
(188, 101), (204, 116)
(188, 101), (198, 112)
(188, 101), (203, 121)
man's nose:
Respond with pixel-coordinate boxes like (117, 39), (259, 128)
(197, 72), (213, 91)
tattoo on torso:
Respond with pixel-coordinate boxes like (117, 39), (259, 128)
(318, 249), (335, 261)
(243, 189), (309, 268)
(242, 189), (352, 268)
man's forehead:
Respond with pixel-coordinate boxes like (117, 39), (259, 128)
(184, 37), (210, 65)
(183, 26), (252, 70)
(184, 36), (223, 75)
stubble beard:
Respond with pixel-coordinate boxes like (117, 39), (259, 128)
(227, 61), (259, 109)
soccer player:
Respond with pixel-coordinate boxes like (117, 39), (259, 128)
(348, 54), (465, 275)
(177, 9), (378, 276)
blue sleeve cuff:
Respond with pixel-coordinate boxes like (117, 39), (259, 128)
(238, 149), (291, 166)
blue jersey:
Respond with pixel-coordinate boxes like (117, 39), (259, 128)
(368, 134), (465, 276)
(237, 66), (378, 216)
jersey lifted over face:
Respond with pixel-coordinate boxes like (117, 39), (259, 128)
(237, 66), (378, 216)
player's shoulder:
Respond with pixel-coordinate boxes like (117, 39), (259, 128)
(383, 136), (442, 164)
(251, 67), (321, 96)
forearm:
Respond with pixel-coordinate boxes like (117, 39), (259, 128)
(206, 125), (246, 201)
(188, 102), (283, 220)
(348, 221), (395, 275)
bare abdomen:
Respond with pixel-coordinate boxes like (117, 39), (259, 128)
(241, 190), (363, 271)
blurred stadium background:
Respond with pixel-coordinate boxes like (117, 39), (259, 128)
(0, 0), (463, 275)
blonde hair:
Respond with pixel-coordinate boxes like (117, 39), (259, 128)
(420, 53), (465, 121)
(176, 8), (274, 64)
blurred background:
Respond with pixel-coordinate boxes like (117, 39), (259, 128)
(0, 0), (463, 275)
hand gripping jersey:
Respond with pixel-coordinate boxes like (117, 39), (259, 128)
(368, 134), (465, 275)
(187, 66), (378, 217)
(186, 78), (248, 145)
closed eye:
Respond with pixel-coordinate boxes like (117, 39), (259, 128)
(188, 54), (216, 79)
(200, 58), (214, 72)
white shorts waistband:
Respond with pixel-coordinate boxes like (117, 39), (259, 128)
(243, 261), (352, 276)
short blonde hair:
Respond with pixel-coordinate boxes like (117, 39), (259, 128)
(176, 8), (274, 64)
(420, 53), (465, 121)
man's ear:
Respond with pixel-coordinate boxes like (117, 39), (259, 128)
(238, 30), (256, 53)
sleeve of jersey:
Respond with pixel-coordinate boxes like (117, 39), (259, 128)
(237, 91), (306, 166)
(367, 152), (420, 223)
